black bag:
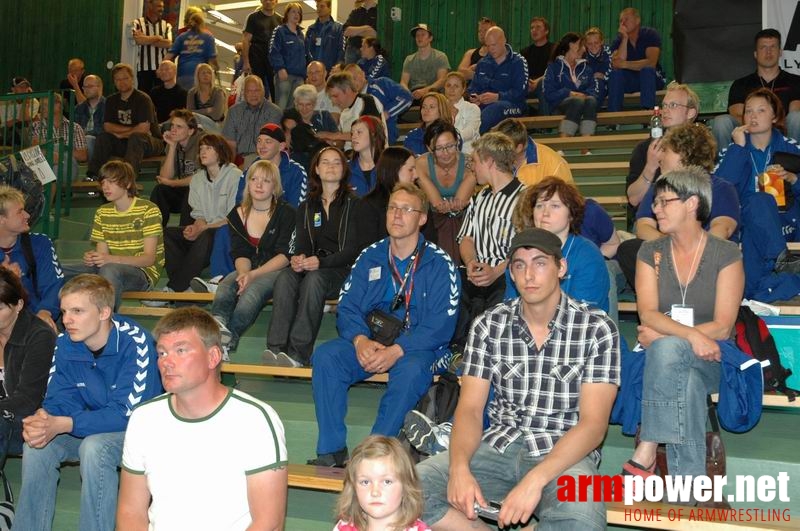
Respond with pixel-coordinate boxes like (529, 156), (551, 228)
(735, 306), (799, 400)
(0, 155), (44, 226)
(414, 371), (461, 425)
(366, 309), (404, 346)
(401, 371), (461, 462)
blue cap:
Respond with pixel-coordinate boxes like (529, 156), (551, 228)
(717, 342), (764, 433)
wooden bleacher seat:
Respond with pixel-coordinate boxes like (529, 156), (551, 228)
(570, 161), (629, 178)
(537, 132), (649, 152)
(397, 110), (653, 136)
(221, 362), (390, 383)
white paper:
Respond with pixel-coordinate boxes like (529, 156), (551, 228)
(18, 146), (57, 185)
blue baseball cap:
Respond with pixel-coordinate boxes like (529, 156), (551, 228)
(717, 342), (764, 433)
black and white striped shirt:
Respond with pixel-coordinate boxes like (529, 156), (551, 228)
(464, 293), (620, 456)
(133, 16), (173, 73)
(457, 178), (525, 266)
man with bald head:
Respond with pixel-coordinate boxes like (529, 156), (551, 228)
(149, 60), (187, 123)
(607, 7), (665, 111)
(74, 75), (106, 160)
(468, 26), (528, 133)
(59, 58), (88, 109)
(306, 61), (340, 120)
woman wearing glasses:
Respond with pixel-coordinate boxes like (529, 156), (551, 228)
(542, 32), (599, 140)
(348, 115), (386, 196)
(403, 93), (453, 156)
(616, 123), (740, 293)
(624, 166), (743, 490)
(265, 147), (360, 368)
(415, 120), (477, 265)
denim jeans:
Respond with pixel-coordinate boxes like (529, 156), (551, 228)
(211, 268), (283, 350)
(62, 261), (151, 311)
(267, 267), (348, 365)
(640, 336), (720, 477)
(15, 431), (125, 531)
(311, 337), (438, 455)
(417, 439), (606, 529)
(0, 416), (24, 469)
(274, 74), (304, 111)
(558, 96), (598, 136)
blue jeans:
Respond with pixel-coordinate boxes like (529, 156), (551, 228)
(607, 66), (665, 111)
(311, 337), (438, 455)
(713, 112), (800, 153)
(417, 439), (606, 529)
(557, 96), (598, 136)
(274, 74), (304, 111)
(15, 431), (125, 531)
(640, 336), (720, 478)
(62, 261), (151, 311)
(211, 268), (283, 350)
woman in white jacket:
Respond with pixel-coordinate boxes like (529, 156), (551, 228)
(443, 71), (481, 153)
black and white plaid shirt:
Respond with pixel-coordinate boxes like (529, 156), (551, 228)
(463, 292), (620, 456)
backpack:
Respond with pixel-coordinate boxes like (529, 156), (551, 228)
(735, 305), (799, 401)
(400, 371), (460, 463)
(414, 371), (461, 425)
(0, 154), (45, 226)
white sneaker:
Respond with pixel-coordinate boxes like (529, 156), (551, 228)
(191, 275), (223, 294)
(141, 287), (174, 308)
(213, 316), (233, 346)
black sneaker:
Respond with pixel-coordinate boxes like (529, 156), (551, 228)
(307, 447), (349, 468)
(775, 249), (800, 275)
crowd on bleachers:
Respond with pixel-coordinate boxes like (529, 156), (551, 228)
(1, 0), (799, 528)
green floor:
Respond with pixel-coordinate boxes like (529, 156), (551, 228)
(21, 157), (798, 530)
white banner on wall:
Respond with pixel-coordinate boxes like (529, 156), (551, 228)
(764, 0), (800, 74)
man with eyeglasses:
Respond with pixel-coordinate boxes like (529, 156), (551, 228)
(74, 75), (106, 161)
(625, 81), (699, 227)
(308, 182), (460, 467)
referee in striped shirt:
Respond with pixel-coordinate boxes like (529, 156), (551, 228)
(132, 0), (173, 94)
(454, 131), (526, 347)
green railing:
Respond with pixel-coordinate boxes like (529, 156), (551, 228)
(0, 89), (81, 239)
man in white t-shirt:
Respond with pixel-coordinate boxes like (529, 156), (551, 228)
(117, 307), (289, 530)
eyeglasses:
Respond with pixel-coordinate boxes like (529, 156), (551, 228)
(651, 197), (683, 210)
(432, 143), (458, 154)
(661, 101), (691, 110)
(387, 205), (424, 215)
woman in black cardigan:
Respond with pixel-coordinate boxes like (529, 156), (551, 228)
(0, 266), (57, 468)
(265, 147), (360, 367)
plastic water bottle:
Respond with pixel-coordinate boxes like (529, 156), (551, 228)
(650, 106), (663, 139)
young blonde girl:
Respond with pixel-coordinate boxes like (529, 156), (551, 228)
(334, 436), (430, 531)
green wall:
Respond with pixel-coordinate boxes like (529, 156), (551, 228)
(378, 0), (674, 82)
(0, 0), (124, 95)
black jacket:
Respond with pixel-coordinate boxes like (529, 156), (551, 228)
(227, 200), (296, 269)
(1, 310), (57, 420)
(295, 192), (360, 270)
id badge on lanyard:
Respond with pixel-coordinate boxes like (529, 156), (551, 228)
(671, 304), (694, 327)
